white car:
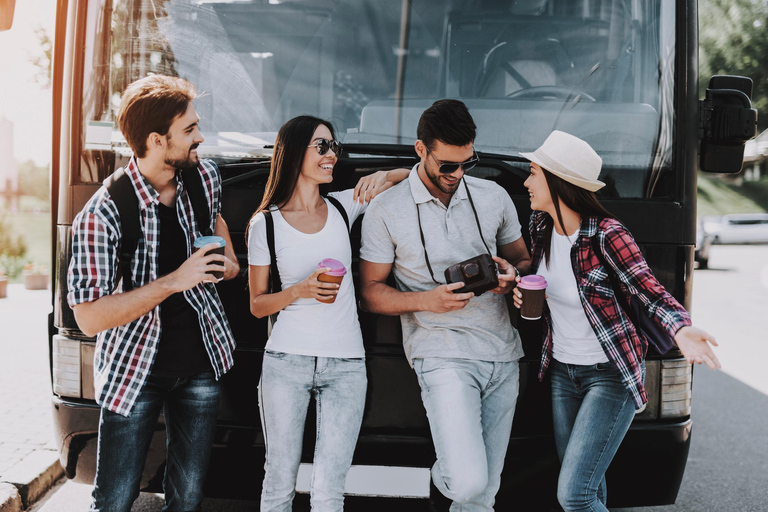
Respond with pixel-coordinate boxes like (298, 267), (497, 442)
(705, 213), (768, 245)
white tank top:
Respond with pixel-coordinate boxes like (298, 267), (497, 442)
(537, 229), (608, 365)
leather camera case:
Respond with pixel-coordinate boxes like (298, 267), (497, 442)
(444, 254), (499, 296)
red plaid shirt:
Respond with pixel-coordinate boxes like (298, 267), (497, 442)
(529, 212), (691, 409)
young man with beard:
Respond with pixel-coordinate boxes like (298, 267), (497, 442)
(67, 75), (239, 512)
(359, 99), (531, 511)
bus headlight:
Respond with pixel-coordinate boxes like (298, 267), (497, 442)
(52, 335), (95, 400)
(660, 359), (692, 418)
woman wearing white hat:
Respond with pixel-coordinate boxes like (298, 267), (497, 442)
(512, 130), (719, 512)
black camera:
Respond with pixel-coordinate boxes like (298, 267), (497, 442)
(444, 254), (499, 296)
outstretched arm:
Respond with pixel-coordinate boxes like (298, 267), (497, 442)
(353, 168), (411, 203)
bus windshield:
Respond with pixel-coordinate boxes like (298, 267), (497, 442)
(79, 0), (674, 198)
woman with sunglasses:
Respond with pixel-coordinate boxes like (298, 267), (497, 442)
(512, 131), (719, 512)
(246, 115), (408, 511)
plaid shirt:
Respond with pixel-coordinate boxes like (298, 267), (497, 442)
(529, 212), (691, 409)
(67, 158), (236, 416)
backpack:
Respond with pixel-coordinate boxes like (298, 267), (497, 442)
(104, 167), (212, 292)
(590, 234), (676, 356)
(262, 195), (349, 325)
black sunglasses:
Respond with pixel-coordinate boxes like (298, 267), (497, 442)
(426, 147), (479, 174)
(308, 138), (343, 156)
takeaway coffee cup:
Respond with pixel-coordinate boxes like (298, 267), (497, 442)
(316, 258), (346, 304)
(518, 275), (548, 320)
(193, 235), (226, 281)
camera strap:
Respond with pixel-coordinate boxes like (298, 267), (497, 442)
(416, 177), (492, 284)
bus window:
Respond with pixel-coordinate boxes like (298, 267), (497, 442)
(77, 0), (674, 199)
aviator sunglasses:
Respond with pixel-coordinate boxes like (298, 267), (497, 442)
(426, 147), (479, 174)
(308, 138), (343, 156)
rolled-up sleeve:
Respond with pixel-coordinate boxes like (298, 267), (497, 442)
(67, 205), (120, 307)
(602, 222), (691, 335)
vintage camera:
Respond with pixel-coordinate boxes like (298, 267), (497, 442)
(444, 254), (499, 296)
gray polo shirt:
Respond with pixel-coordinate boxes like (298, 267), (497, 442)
(360, 165), (525, 364)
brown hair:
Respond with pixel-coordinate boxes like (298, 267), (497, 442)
(117, 75), (199, 158)
(541, 170), (614, 267)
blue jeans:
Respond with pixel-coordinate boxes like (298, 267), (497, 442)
(90, 370), (220, 512)
(413, 358), (520, 512)
(258, 351), (367, 512)
(550, 360), (641, 512)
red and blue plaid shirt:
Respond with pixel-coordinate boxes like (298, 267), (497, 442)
(67, 157), (236, 416)
(530, 212), (691, 409)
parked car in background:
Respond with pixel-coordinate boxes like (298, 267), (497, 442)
(695, 218), (714, 269)
(705, 213), (768, 245)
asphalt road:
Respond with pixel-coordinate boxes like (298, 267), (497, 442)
(29, 245), (768, 512)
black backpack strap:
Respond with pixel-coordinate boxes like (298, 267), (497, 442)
(263, 209), (282, 293)
(104, 168), (140, 292)
(263, 209), (282, 327)
(181, 167), (212, 236)
(325, 195), (350, 232)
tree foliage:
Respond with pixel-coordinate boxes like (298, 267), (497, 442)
(699, 0), (768, 131)
(17, 160), (49, 201)
(0, 212), (27, 278)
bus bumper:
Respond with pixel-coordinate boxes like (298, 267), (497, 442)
(53, 395), (691, 506)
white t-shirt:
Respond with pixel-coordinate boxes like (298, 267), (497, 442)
(537, 229), (608, 365)
(247, 190), (367, 358)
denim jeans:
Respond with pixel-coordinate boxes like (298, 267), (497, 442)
(550, 359), (641, 512)
(90, 370), (220, 512)
(258, 351), (367, 512)
(413, 357), (520, 512)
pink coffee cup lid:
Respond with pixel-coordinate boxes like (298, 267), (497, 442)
(518, 274), (547, 290)
(318, 258), (347, 277)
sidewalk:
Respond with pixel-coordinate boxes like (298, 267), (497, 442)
(0, 284), (64, 511)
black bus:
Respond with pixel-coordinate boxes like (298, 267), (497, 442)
(41, 0), (754, 508)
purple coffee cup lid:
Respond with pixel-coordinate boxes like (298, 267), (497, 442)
(518, 274), (547, 290)
(318, 258), (347, 276)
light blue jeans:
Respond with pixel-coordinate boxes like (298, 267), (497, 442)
(550, 359), (641, 512)
(413, 357), (520, 512)
(258, 350), (367, 512)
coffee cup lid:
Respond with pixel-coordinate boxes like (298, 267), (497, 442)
(318, 258), (347, 276)
(193, 235), (226, 248)
(518, 274), (547, 290)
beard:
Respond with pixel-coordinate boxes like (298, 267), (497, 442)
(165, 142), (200, 169)
(426, 166), (461, 195)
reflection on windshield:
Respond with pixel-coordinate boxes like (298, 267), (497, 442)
(80, 0), (673, 197)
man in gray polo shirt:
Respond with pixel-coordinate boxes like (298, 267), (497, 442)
(360, 99), (531, 511)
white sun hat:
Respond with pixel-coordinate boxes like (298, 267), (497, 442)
(520, 130), (605, 192)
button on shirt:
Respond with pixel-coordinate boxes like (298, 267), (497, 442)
(67, 158), (236, 416)
(360, 165), (524, 364)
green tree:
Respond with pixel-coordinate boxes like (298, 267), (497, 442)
(699, 0), (768, 131)
(0, 212), (27, 278)
(17, 160), (49, 201)
(30, 24), (52, 89)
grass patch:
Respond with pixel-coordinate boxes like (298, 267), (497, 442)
(697, 173), (768, 217)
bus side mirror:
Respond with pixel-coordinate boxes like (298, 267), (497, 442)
(0, 0), (15, 32)
(699, 75), (758, 174)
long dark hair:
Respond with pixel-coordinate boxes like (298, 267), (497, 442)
(258, 115), (337, 213)
(245, 116), (336, 243)
(541, 170), (614, 267)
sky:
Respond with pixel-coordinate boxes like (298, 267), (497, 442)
(0, 0), (55, 166)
